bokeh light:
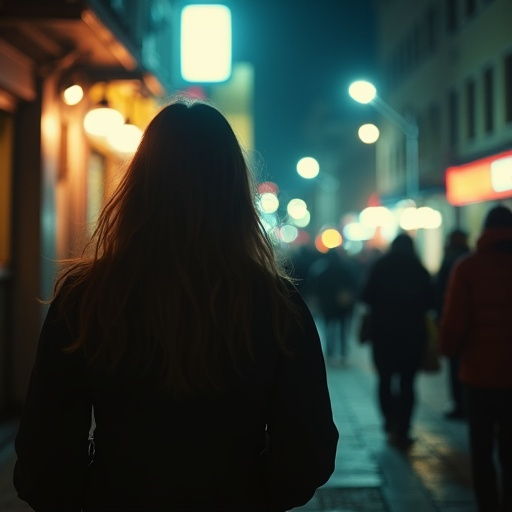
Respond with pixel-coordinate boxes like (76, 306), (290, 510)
(358, 123), (379, 144)
(321, 228), (342, 249)
(296, 157), (320, 179)
(287, 198), (307, 219)
(259, 192), (279, 214)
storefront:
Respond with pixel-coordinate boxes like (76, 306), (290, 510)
(0, 0), (172, 411)
(445, 149), (512, 244)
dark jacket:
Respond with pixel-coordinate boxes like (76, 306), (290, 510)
(14, 283), (338, 512)
(361, 245), (434, 369)
(440, 227), (512, 388)
(308, 251), (358, 319)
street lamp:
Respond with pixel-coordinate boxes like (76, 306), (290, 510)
(349, 80), (419, 198)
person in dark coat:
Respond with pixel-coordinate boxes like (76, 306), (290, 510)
(440, 204), (512, 512)
(13, 98), (338, 512)
(308, 248), (358, 364)
(361, 233), (434, 449)
(434, 229), (470, 420)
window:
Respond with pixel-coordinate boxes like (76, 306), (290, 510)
(466, 0), (476, 17)
(506, 54), (512, 123)
(426, 7), (437, 51)
(466, 79), (476, 139)
(484, 67), (494, 133)
(446, 0), (457, 33)
(448, 89), (458, 148)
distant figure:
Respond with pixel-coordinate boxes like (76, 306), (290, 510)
(440, 204), (512, 512)
(435, 229), (470, 420)
(361, 233), (434, 449)
(308, 248), (358, 364)
(14, 98), (338, 512)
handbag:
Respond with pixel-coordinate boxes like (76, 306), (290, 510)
(420, 313), (441, 373)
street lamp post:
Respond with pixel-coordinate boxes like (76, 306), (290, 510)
(349, 80), (419, 198)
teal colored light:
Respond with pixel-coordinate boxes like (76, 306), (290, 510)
(180, 5), (232, 83)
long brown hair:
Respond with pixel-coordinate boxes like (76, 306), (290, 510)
(57, 97), (299, 395)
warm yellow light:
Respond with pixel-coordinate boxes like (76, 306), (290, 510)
(321, 228), (342, 249)
(348, 80), (377, 104)
(296, 157), (319, 179)
(358, 123), (379, 144)
(181, 5), (232, 82)
(63, 84), (84, 106)
(107, 123), (143, 154)
(84, 106), (124, 137)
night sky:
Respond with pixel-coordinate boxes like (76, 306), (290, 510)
(230, 0), (378, 197)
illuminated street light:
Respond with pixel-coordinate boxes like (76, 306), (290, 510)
(358, 123), (379, 144)
(349, 80), (419, 198)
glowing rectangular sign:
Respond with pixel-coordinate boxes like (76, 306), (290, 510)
(445, 150), (512, 205)
(180, 5), (232, 83)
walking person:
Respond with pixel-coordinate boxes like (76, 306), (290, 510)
(308, 248), (358, 365)
(13, 98), (338, 512)
(440, 205), (512, 512)
(434, 229), (470, 420)
(360, 233), (434, 449)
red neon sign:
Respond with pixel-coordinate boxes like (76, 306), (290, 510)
(445, 150), (512, 206)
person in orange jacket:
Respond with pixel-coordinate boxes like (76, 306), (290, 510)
(440, 204), (512, 512)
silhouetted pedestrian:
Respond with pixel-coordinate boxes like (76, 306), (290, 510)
(435, 229), (470, 420)
(440, 204), (512, 512)
(360, 233), (434, 449)
(13, 98), (338, 512)
(308, 248), (358, 365)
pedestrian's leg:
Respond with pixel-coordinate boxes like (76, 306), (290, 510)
(446, 356), (465, 418)
(324, 317), (335, 359)
(497, 389), (512, 512)
(396, 368), (416, 444)
(376, 367), (394, 434)
(466, 386), (499, 512)
(339, 316), (347, 359)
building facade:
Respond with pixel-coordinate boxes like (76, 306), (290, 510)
(0, 0), (176, 411)
(373, 0), (512, 264)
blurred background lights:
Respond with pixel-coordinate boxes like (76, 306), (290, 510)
(291, 209), (311, 228)
(107, 123), (143, 154)
(180, 4), (232, 83)
(358, 123), (379, 144)
(343, 222), (375, 241)
(62, 84), (84, 106)
(296, 156), (320, 179)
(279, 224), (298, 243)
(287, 198), (307, 219)
(259, 192), (279, 214)
(399, 207), (420, 230)
(417, 206), (443, 229)
(348, 80), (377, 104)
(321, 228), (342, 249)
(257, 181), (279, 194)
(359, 206), (394, 228)
(83, 105), (124, 137)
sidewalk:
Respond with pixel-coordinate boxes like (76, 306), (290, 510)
(0, 320), (477, 512)
(297, 313), (476, 512)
